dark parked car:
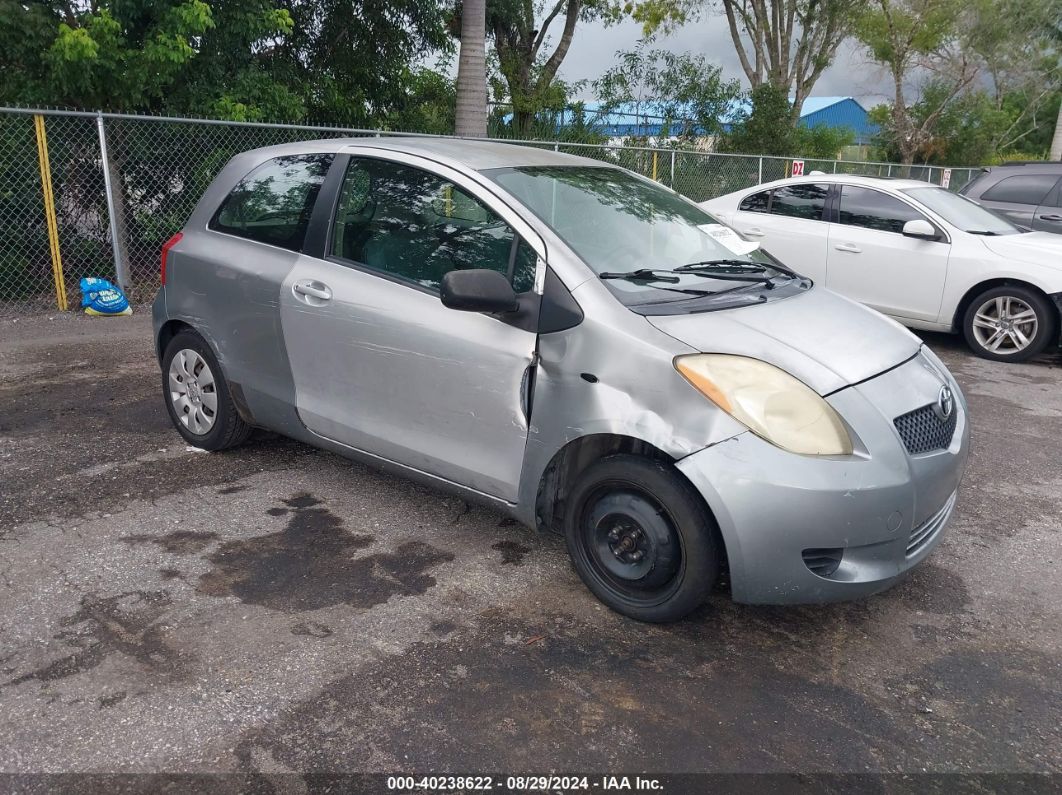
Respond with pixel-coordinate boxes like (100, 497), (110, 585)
(959, 162), (1062, 233)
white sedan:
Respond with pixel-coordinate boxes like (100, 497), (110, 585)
(701, 174), (1062, 361)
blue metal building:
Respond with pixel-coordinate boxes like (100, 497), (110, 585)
(536, 96), (877, 145)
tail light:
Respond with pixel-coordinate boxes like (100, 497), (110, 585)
(161, 232), (183, 286)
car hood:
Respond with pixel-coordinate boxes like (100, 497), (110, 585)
(646, 286), (921, 395)
(980, 232), (1062, 267)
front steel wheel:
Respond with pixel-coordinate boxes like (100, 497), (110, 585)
(963, 286), (1055, 362)
(563, 455), (719, 623)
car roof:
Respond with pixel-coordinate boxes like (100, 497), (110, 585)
(234, 136), (609, 172)
(988, 162), (1062, 171)
(736, 174), (936, 193)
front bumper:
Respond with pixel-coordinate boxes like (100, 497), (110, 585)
(677, 351), (970, 604)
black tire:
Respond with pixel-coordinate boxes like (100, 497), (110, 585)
(563, 454), (719, 623)
(962, 285), (1056, 362)
(161, 330), (251, 450)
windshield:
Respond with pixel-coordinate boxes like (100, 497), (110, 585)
(482, 165), (804, 309)
(902, 187), (1021, 235)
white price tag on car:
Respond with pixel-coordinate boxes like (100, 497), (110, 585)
(698, 223), (761, 256)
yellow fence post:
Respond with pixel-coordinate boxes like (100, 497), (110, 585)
(652, 150), (658, 181)
(33, 114), (68, 311)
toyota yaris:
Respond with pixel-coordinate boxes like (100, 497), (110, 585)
(153, 138), (970, 622)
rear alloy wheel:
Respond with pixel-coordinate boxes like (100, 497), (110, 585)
(963, 285), (1055, 362)
(563, 455), (719, 623)
(161, 331), (251, 450)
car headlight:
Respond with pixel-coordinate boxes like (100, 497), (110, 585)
(675, 354), (853, 456)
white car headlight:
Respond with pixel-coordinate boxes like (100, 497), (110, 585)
(675, 354), (853, 456)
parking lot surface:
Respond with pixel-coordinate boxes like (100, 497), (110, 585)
(1, 312), (1060, 781)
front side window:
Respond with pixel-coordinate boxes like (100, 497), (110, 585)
(330, 158), (535, 293)
(981, 174), (1060, 206)
(838, 186), (923, 234)
(211, 154), (333, 251)
(739, 190), (770, 213)
(769, 184), (828, 220)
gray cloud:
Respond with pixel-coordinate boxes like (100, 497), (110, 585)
(558, 17), (895, 109)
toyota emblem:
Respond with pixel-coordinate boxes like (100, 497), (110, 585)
(934, 385), (954, 421)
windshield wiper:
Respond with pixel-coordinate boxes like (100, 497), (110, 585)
(674, 258), (770, 273)
(601, 265), (775, 286)
(966, 230), (1002, 236)
(598, 269), (717, 297)
(675, 258), (798, 277)
(599, 268), (681, 283)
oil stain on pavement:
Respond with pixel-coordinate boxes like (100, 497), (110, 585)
(491, 540), (532, 565)
(7, 591), (187, 686)
(195, 493), (455, 612)
(121, 530), (220, 554)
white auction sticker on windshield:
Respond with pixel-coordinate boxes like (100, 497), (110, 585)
(698, 223), (761, 256)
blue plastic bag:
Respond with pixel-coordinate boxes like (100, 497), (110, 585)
(80, 277), (131, 316)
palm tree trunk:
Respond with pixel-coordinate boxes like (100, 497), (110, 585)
(455, 0), (488, 137)
(1050, 100), (1062, 161)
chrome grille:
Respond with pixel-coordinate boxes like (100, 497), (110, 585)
(894, 404), (958, 455)
(907, 492), (957, 557)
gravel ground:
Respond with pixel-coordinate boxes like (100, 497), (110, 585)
(0, 311), (1059, 787)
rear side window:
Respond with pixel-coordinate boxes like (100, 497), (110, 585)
(330, 157), (536, 293)
(769, 184), (828, 220)
(210, 154), (333, 251)
(739, 190), (770, 213)
(981, 174), (1060, 206)
(838, 186), (923, 233)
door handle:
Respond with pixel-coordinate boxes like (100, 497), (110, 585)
(834, 243), (862, 253)
(1038, 213), (1062, 222)
(293, 280), (332, 301)
(743, 227), (766, 237)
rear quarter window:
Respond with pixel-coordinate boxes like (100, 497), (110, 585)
(981, 174), (1060, 206)
(739, 190), (770, 213)
(210, 154), (333, 251)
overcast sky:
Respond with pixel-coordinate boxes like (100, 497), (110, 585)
(554, 16), (895, 110)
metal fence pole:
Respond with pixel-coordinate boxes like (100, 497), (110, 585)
(757, 156), (763, 183)
(32, 115), (68, 311)
(670, 150), (676, 187)
(97, 111), (128, 291)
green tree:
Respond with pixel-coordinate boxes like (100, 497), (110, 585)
(467, 0), (627, 137)
(855, 0), (980, 167)
(721, 84), (854, 157)
(719, 83), (794, 155)
(1, 0), (214, 110)
(631, 0), (866, 127)
(595, 45), (741, 140)
(0, 0), (452, 125)
(857, 0), (1060, 166)
(278, 0), (451, 127)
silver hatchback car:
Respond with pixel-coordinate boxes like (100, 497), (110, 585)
(153, 138), (970, 622)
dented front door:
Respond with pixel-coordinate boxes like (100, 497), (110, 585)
(280, 254), (536, 502)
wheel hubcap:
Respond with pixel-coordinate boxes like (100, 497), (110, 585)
(971, 295), (1038, 354)
(168, 349), (218, 435)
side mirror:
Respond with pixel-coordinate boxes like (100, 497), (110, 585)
(902, 219), (940, 240)
(441, 269), (519, 314)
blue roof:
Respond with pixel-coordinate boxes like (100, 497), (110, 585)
(800, 96), (854, 115)
(509, 96), (877, 144)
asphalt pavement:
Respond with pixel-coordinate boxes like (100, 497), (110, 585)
(0, 311), (1059, 786)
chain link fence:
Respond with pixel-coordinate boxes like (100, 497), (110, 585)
(0, 107), (979, 316)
